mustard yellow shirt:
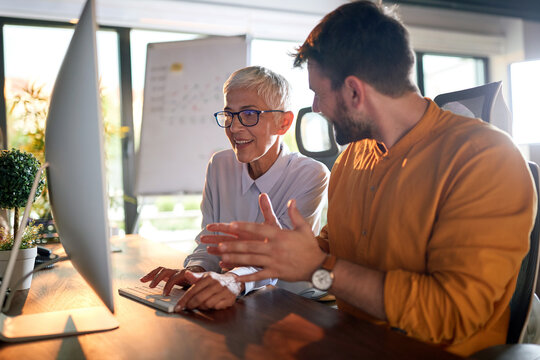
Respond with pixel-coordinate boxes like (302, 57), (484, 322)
(319, 99), (536, 356)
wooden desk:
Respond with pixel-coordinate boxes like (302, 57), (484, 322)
(0, 235), (464, 359)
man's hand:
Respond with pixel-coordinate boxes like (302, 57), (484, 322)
(201, 198), (326, 283)
(259, 193), (281, 229)
(218, 193), (282, 270)
(140, 265), (205, 295)
(175, 271), (242, 311)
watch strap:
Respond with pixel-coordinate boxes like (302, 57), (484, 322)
(321, 254), (337, 272)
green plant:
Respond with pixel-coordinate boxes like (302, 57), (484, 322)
(155, 197), (176, 212)
(0, 149), (45, 242)
(182, 195), (202, 211)
(0, 220), (42, 250)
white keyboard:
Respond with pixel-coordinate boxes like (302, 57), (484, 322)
(118, 284), (186, 313)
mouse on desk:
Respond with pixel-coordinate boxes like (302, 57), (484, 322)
(34, 246), (57, 269)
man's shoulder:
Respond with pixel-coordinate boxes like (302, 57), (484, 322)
(440, 114), (516, 152)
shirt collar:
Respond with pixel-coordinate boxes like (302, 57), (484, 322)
(241, 144), (290, 195)
(383, 98), (438, 159)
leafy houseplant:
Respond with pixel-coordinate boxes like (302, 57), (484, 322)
(0, 221), (42, 290)
(0, 222), (42, 251)
(0, 148), (45, 246)
(0, 149), (45, 290)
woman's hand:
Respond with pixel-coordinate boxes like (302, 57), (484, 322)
(140, 265), (205, 295)
(175, 271), (243, 311)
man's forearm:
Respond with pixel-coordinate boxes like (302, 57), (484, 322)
(330, 259), (387, 320)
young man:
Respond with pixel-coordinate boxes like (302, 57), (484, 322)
(201, 1), (536, 356)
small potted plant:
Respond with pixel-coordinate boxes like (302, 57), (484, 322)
(0, 148), (45, 290)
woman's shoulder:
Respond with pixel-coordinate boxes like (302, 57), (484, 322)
(207, 149), (242, 171)
(284, 151), (330, 178)
(209, 149), (237, 164)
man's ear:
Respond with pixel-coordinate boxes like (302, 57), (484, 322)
(276, 111), (294, 135)
(342, 75), (365, 110)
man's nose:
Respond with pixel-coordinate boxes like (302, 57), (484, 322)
(312, 97), (320, 113)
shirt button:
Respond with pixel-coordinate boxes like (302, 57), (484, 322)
(370, 185), (376, 191)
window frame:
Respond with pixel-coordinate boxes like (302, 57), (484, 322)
(0, 17), (138, 232)
(415, 50), (489, 96)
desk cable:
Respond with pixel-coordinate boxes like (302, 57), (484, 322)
(1, 255), (70, 313)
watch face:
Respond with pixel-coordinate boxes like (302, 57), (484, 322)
(312, 269), (333, 291)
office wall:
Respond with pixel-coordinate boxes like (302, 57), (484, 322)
(0, 0), (346, 42)
(0, 1), (533, 65)
(524, 20), (540, 60)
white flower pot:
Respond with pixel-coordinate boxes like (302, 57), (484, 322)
(0, 247), (37, 290)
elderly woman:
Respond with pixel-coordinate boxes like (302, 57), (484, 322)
(141, 66), (329, 311)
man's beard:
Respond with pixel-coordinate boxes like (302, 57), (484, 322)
(331, 97), (373, 145)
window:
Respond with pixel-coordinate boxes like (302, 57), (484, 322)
(416, 52), (487, 99)
(251, 39), (313, 151)
(3, 24), (123, 230)
(510, 59), (540, 144)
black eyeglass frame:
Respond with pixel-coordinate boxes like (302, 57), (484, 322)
(213, 109), (284, 128)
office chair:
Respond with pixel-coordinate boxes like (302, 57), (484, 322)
(473, 162), (540, 357)
(436, 82), (540, 344)
(295, 107), (341, 170)
(433, 81), (513, 135)
(507, 161), (540, 344)
(433, 81), (502, 122)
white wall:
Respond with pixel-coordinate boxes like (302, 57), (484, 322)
(0, 1), (535, 63)
(524, 20), (540, 60)
(0, 0), (346, 41)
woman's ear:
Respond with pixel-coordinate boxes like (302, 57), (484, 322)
(276, 111), (294, 135)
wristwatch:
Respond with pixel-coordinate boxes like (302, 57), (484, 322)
(311, 254), (337, 291)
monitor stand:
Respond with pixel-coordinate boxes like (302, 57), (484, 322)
(0, 164), (119, 342)
(0, 307), (118, 342)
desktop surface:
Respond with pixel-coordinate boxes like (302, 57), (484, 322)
(0, 235), (465, 360)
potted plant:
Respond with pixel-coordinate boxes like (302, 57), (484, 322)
(0, 148), (45, 290)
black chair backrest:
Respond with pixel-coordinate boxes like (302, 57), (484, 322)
(295, 107), (341, 170)
(433, 81), (502, 122)
(507, 161), (540, 343)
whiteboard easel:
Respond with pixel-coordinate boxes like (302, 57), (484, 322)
(135, 36), (249, 195)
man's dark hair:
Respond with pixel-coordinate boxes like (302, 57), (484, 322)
(294, 0), (417, 97)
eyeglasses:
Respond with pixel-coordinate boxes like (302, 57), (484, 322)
(214, 109), (284, 128)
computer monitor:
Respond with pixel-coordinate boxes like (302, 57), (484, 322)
(0, 0), (118, 341)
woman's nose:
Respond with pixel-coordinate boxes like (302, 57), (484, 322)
(229, 114), (243, 131)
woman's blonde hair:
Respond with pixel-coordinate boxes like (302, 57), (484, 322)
(223, 66), (291, 110)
